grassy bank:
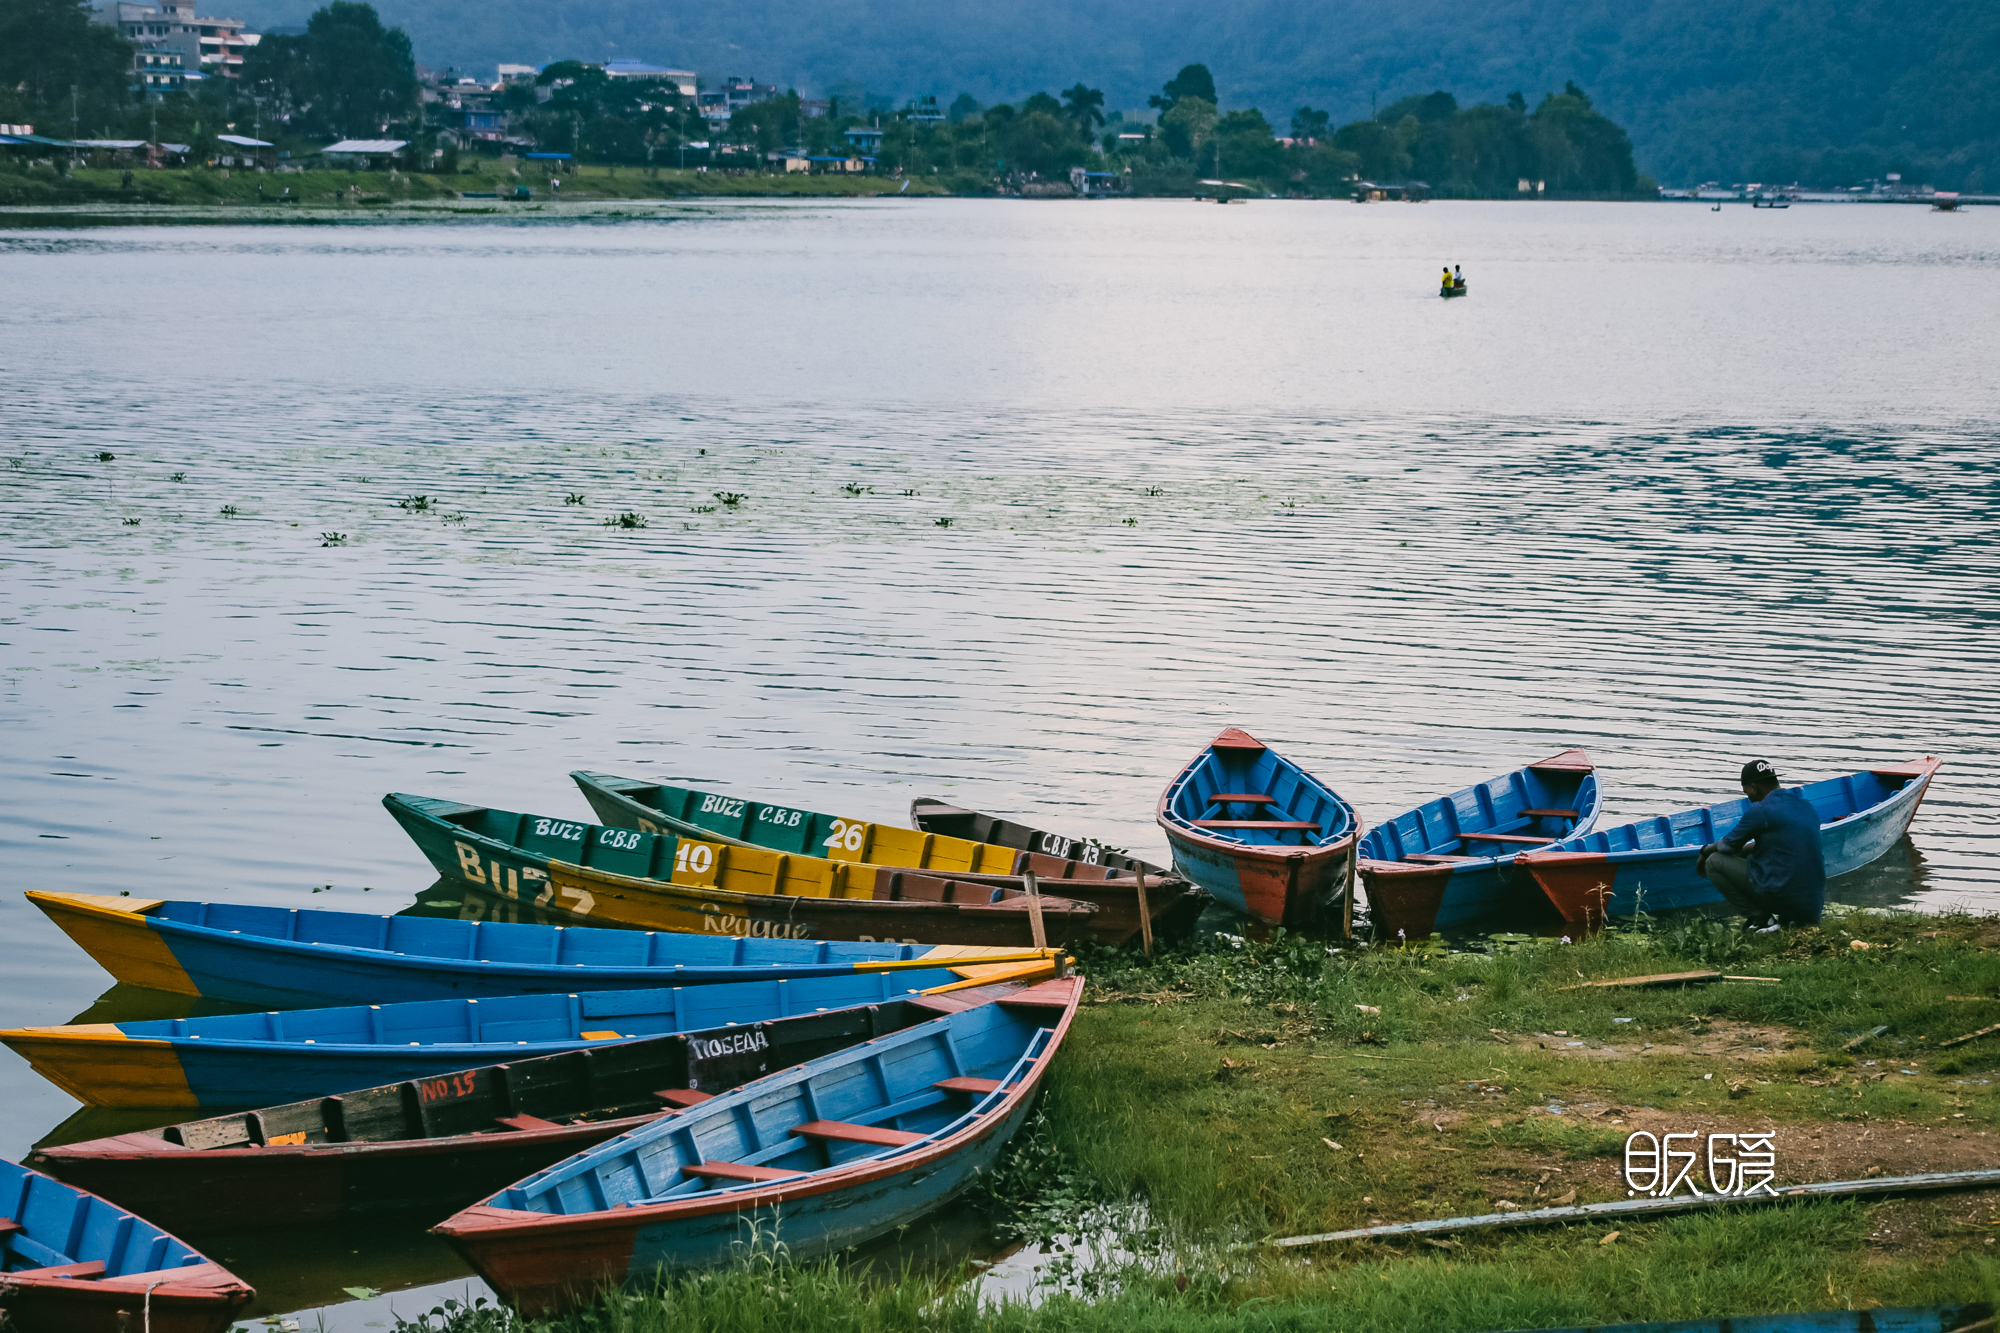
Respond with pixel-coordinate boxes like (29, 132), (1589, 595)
(394, 909), (2000, 1332)
(0, 161), (967, 209)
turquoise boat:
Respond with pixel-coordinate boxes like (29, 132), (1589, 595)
(27, 890), (1044, 1008)
(0, 966), (986, 1110)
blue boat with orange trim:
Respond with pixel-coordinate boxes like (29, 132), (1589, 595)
(25, 891), (1057, 1008)
(29, 981), (1033, 1234)
(0, 960), (1059, 1110)
(0, 1157), (253, 1333)
(1157, 728), (1359, 929)
(1517, 758), (1941, 930)
(1356, 749), (1602, 939)
(434, 976), (1083, 1316)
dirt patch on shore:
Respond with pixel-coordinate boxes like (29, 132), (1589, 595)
(1495, 1019), (1798, 1062)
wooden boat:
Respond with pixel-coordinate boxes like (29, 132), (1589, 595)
(29, 983), (1031, 1233)
(906, 796), (1168, 876)
(0, 1158), (252, 1333)
(25, 890), (1055, 1008)
(1356, 750), (1602, 940)
(386, 793), (1099, 948)
(571, 771), (1195, 945)
(1156, 728), (1359, 929)
(909, 794), (1206, 942)
(1441, 283), (1467, 297)
(435, 975), (1083, 1315)
(1482, 1303), (1989, 1333)
(0, 959), (1059, 1110)
(1518, 758), (1941, 931)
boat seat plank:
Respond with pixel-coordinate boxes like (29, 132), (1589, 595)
(1206, 794), (1275, 805)
(681, 1162), (807, 1183)
(792, 1119), (925, 1148)
(7, 1261), (107, 1280)
(0, 1218), (19, 1237)
(934, 1077), (1005, 1095)
(1519, 808), (1579, 818)
(653, 1089), (714, 1109)
(1454, 831), (1550, 844)
(1192, 820), (1321, 831)
(494, 1114), (561, 1132)
(1404, 854), (1480, 864)
(999, 979), (1083, 1008)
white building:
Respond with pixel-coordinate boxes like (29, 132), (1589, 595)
(96, 0), (258, 97)
(600, 60), (697, 98)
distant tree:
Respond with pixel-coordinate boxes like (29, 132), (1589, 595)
(948, 92), (980, 122)
(1159, 94), (1215, 160)
(1378, 90), (1458, 124)
(1531, 82), (1636, 194)
(1213, 107), (1281, 176)
(1332, 117), (1409, 179)
(0, 0), (133, 125)
(1150, 63), (1215, 113)
(1506, 91), (1527, 115)
(1021, 91), (1062, 117)
(1061, 83), (1104, 134)
(1001, 106), (1084, 176)
(1291, 106), (1330, 140)
(241, 1), (417, 139)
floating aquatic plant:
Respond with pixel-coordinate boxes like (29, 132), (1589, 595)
(839, 482), (872, 496)
(220, 504), (239, 517)
(605, 511), (649, 529)
(564, 493), (585, 505)
(1143, 485), (1165, 496)
(713, 491), (747, 507)
(396, 495), (434, 512)
(122, 517), (141, 526)
(690, 504), (716, 514)
(321, 532), (348, 546)
(900, 488), (917, 496)
(170, 471), (186, 482)
(934, 516), (953, 527)
(95, 451), (115, 462)
(1123, 517), (1138, 526)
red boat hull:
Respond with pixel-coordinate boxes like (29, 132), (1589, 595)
(0, 1262), (252, 1333)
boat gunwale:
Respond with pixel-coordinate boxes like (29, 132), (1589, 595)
(1355, 749), (1606, 876)
(1517, 758), (1940, 870)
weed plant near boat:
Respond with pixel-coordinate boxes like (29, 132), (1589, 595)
(481, 1205), (2000, 1332)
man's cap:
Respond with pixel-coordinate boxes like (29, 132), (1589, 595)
(1741, 759), (1779, 786)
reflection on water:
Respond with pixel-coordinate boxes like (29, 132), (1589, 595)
(3, 203), (1997, 1324)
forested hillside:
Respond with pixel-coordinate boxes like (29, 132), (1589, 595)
(245, 0), (1997, 187)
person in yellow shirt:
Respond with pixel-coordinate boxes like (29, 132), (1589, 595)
(1441, 265), (1453, 290)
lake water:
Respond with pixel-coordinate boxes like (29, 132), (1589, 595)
(3, 198), (1997, 1325)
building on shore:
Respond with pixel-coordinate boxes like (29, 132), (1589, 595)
(601, 60), (697, 97)
(94, 0), (259, 98)
(319, 139), (409, 169)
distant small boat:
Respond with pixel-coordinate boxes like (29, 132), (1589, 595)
(1517, 758), (1941, 930)
(30, 981), (1028, 1232)
(0, 1158), (252, 1332)
(435, 976), (1083, 1315)
(25, 890), (1049, 1008)
(0, 962), (1057, 1109)
(573, 771), (1191, 945)
(1357, 750), (1602, 939)
(1441, 283), (1468, 298)
(1157, 728), (1359, 928)
(1478, 1302), (1990, 1333)
(385, 793), (1100, 948)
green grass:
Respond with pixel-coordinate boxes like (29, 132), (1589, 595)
(391, 910), (2000, 1332)
(0, 161), (965, 210)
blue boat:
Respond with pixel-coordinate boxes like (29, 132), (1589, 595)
(1356, 749), (1602, 939)
(1480, 1303), (1989, 1333)
(0, 1158), (253, 1332)
(26, 890), (1051, 1008)
(435, 976), (1083, 1317)
(1156, 728), (1361, 928)
(0, 966), (1015, 1109)
(1518, 758), (1941, 929)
